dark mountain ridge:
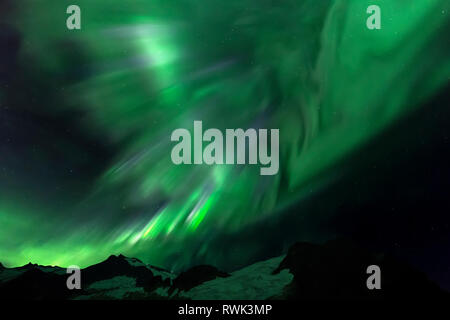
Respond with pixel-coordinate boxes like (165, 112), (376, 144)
(0, 239), (447, 300)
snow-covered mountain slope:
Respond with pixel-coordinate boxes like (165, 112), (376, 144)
(179, 256), (293, 300)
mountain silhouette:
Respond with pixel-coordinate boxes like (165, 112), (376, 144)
(0, 240), (447, 300)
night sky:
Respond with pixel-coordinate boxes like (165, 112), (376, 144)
(0, 0), (449, 290)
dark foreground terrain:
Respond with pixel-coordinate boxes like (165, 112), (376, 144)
(0, 239), (447, 300)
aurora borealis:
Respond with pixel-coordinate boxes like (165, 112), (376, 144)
(0, 0), (449, 281)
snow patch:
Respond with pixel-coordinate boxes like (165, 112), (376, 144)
(148, 266), (176, 282)
(181, 256), (293, 300)
(125, 257), (145, 267)
(77, 276), (145, 299)
(125, 257), (175, 282)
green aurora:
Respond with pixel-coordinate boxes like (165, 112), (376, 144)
(0, 0), (449, 270)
